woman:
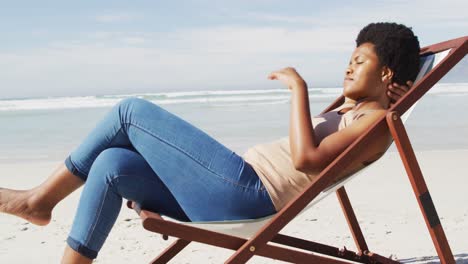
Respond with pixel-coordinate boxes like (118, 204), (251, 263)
(0, 22), (419, 263)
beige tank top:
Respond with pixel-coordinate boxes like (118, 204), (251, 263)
(242, 105), (377, 211)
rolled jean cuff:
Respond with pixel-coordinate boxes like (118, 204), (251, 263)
(67, 236), (98, 259)
(65, 155), (87, 181)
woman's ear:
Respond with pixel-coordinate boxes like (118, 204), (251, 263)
(381, 66), (394, 83)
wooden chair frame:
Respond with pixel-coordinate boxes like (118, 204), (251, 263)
(128, 36), (467, 264)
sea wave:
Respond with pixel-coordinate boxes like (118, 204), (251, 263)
(0, 83), (466, 111)
(0, 88), (337, 111)
(426, 83), (468, 95)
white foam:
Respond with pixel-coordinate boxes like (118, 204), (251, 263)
(0, 96), (119, 111)
(1, 83), (466, 111)
(427, 83), (468, 95)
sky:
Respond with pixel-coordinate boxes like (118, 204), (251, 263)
(0, 0), (467, 99)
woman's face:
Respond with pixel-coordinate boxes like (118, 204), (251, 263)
(343, 42), (390, 102)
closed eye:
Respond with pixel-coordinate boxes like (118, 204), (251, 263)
(349, 61), (364, 65)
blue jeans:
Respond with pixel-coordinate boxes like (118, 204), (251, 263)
(64, 98), (276, 259)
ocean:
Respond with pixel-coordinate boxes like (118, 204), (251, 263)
(1, 83), (467, 164)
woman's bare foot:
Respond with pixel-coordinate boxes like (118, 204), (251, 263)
(0, 187), (52, 226)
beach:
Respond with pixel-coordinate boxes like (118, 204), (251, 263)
(1, 151), (467, 263)
(1, 84), (467, 263)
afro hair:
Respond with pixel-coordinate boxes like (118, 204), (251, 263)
(356, 22), (420, 85)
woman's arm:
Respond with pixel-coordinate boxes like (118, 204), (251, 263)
(388, 81), (413, 106)
(288, 79), (318, 169)
(268, 67), (318, 169)
(269, 67), (392, 175)
(344, 81), (413, 107)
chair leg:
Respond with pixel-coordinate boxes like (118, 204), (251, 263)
(387, 111), (455, 264)
(149, 239), (190, 264)
(336, 187), (369, 253)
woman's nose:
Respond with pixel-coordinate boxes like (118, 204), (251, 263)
(346, 65), (353, 75)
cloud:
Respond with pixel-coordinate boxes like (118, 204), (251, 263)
(95, 13), (138, 23)
(1, 0), (467, 98)
(0, 24), (350, 98)
(245, 13), (323, 24)
(121, 37), (146, 45)
(165, 26), (357, 54)
(248, 0), (468, 32)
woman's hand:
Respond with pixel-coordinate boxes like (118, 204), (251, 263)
(268, 67), (307, 90)
(387, 81), (413, 106)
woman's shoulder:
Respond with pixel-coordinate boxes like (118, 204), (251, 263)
(339, 105), (387, 129)
(354, 108), (386, 119)
(330, 102), (356, 113)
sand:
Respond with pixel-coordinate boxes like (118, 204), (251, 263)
(1, 150), (467, 263)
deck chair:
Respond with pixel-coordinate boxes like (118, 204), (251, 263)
(127, 36), (467, 264)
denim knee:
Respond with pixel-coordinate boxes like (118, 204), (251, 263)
(65, 155), (88, 181)
(117, 97), (153, 112)
(118, 97), (141, 106)
(89, 148), (131, 184)
(117, 97), (165, 118)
